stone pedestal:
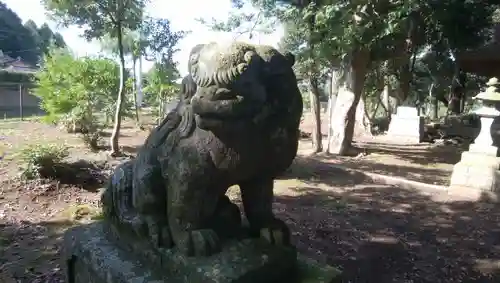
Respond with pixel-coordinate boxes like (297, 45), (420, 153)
(450, 107), (500, 192)
(387, 106), (424, 143)
(64, 222), (339, 283)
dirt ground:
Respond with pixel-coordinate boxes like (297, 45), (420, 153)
(1, 118), (499, 282)
(300, 112), (461, 186)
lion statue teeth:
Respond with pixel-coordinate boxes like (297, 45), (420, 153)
(101, 41), (303, 257)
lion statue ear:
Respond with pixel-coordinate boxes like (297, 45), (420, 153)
(283, 52), (295, 67)
(188, 44), (206, 74)
(180, 75), (197, 103)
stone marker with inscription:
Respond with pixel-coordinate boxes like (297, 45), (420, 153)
(387, 106), (424, 143)
(63, 42), (340, 283)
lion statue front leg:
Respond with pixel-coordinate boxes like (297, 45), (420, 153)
(166, 183), (223, 256)
(239, 178), (291, 246)
(163, 154), (225, 256)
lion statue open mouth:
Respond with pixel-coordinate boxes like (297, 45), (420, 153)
(101, 41), (303, 257)
(188, 42), (298, 129)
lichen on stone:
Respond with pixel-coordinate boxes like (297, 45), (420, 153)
(215, 41), (256, 70)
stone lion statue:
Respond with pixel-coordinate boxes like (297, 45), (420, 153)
(101, 41), (303, 257)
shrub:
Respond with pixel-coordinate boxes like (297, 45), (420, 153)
(34, 48), (133, 134)
(18, 143), (69, 179)
(81, 131), (102, 151)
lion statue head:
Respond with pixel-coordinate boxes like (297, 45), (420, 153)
(186, 41), (302, 132)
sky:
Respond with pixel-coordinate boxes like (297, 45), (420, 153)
(2, 0), (284, 76)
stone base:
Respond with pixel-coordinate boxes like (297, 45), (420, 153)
(449, 149), (500, 192)
(386, 113), (424, 143)
(468, 144), (498, 156)
(64, 222), (339, 283)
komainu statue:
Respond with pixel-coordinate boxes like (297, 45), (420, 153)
(101, 41), (303, 257)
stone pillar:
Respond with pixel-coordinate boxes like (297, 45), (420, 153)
(386, 106), (424, 143)
(450, 78), (500, 192)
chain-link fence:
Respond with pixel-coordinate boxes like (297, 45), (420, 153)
(0, 82), (45, 120)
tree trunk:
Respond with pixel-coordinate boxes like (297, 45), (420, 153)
(327, 49), (369, 155)
(354, 97), (372, 138)
(326, 66), (344, 153)
(429, 83), (438, 120)
(110, 22), (126, 157)
(132, 56), (140, 124)
(137, 55), (143, 107)
(158, 86), (164, 125)
(448, 70), (466, 115)
(398, 61), (411, 104)
(370, 96), (382, 121)
(382, 83), (391, 117)
(309, 76), (322, 152)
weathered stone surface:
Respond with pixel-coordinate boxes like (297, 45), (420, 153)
(450, 143), (500, 191)
(100, 41), (303, 258)
(450, 162), (500, 192)
(449, 100), (500, 192)
(387, 106), (424, 143)
(68, 41), (307, 282)
(64, 222), (299, 283)
(450, 145), (500, 192)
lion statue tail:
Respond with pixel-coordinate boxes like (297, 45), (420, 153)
(101, 160), (138, 226)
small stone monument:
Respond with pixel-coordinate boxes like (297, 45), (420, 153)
(63, 42), (339, 282)
(386, 106), (424, 143)
(450, 77), (500, 192)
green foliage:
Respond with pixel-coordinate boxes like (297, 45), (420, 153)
(494, 8), (500, 23)
(0, 2), (39, 65)
(140, 17), (188, 62)
(197, 1), (276, 39)
(24, 20), (67, 58)
(144, 59), (180, 119)
(0, 2), (66, 66)
(34, 48), (131, 131)
(42, 0), (147, 40)
(18, 143), (69, 179)
(81, 131), (102, 151)
(237, 0), (497, 119)
(99, 16), (187, 110)
(144, 60), (179, 97)
(100, 29), (145, 59)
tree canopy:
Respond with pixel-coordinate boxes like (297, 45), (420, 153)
(202, 0), (500, 155)
(0, 1), (66, 66)
(42, 0), (149, 156)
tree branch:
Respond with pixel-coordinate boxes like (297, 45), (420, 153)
(95, 2), (117, 25)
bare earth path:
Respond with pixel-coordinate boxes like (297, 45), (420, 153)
(299, 112), (461, 186)
(1, 120), (499, 282)
(267, 158), (500, 282)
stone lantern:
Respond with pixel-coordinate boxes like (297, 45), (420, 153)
(449, 77), (500, 192)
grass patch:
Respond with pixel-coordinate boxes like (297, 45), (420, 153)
(17, 143), (69, 179)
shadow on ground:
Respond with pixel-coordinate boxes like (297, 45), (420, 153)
(45, 159), (113, 192)
(3, 155), (500, 282)
(97, 144), (141, 155)
(279, 156), (373, 186)
(317, 154), (452, 186)
(0, 220), (73, 283)
(276, 159), (500, 282)
(302, 141), (459, 185)
(356, 141), (465, 167)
